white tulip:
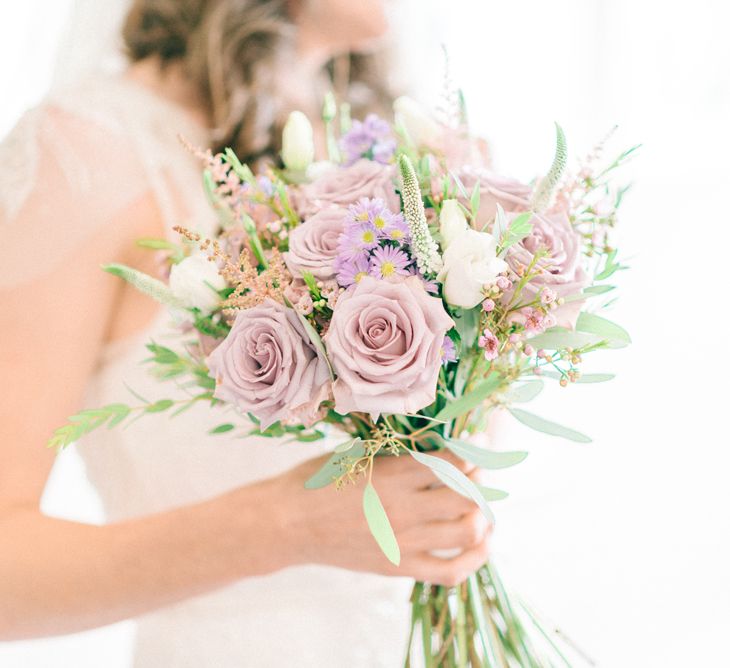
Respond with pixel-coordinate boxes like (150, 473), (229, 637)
(436, 229), (508, 309)
(281, 110), (315, 172)
(393, 96), (442, 148)
(439, 199), (469, 250)
(169, 255), (226, 314)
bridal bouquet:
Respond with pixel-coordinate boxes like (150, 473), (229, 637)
(50, 89), (635, 666)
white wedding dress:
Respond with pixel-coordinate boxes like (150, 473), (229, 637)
(0, 75), (412, 667)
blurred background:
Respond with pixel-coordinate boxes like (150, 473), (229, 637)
(1, 0), (728, 666)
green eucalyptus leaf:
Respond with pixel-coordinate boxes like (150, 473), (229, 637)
(476, 485), (509, 501)
(452, 307), (480, 350)
(209, 423), (235, 434)
(304, 441), (368, 489)
(444, 439), (528, 470)
(508, 407), (591, 443)
(576, 373), (616, 383)
(144, 399), (175, 413)
(363, 483), (401, 566)
(527, 327), (602, 351)
(499, 212), (534, 254)
(409, 450), (494, 522)
(507, 381), (544, 403)
(435, 372), (503, 422)
(469, 182), (481, 222)
(576, 312), (631, 348)
(283, 297), (335, 380)
(540, 370), (616, 384)
(583, 285), (616, 296)
(334, 437), (362, 453)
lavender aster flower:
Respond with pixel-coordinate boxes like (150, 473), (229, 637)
(441, 336), (457, 365)
(369, 245), (411, 279)
(384, 212), (410, 243)
(340, 114), (396, 165)
(336, 254), (371, 287)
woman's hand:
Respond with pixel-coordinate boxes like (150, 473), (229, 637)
(264, 452), (492, 587)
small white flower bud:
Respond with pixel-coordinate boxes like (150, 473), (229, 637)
(281, 111), (315, 172)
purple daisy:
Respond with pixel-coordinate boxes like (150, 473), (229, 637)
(336, 254), (371, 287)
(441, 336), (458, 365)
(340, 114), (395, 166)
(383, 212), (410, 243)
(369, 245), (411, 280)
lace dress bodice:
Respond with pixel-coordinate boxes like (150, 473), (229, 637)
(1, 76), (412, 667)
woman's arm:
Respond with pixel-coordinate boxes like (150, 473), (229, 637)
(0, 193), (490, 640)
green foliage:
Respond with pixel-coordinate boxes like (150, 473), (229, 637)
(47, 403), (133, 450)
(476, 485), (509, 501)
(409, 450), (494, 522)
(135, 238), (185, 264)
(192, 311), (231, 339)
(363, 483), (401, 566)
(469, 182), (481, 223)
(498, 212), (534, 254)
(595, 249), (626, 281)
(209, 423), (235, 434)
(507, 407), (591, 443)
(540, 370), (615, 384)
(304, 440), (368, 489)
(528, 326), (609, 352)
(576, 312), (631, 348)
(451, 306), (480, 351)
(507, 381), (544, 403)
(434, 372), (503, 422)
(443, 439), (528, 470)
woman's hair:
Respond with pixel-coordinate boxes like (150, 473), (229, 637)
(122, 0), (394, 165)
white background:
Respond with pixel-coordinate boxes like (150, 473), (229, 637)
(1, 0), (729, 666)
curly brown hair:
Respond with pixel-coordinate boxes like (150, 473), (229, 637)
(122, 0), (394, 165)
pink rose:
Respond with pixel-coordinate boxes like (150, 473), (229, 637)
(506, 209), (588, 329)
(457, 168), (532, 230)
(207, 299), (331, 429)
(295, 159), (400, 218)
(325, 276), (454, 417)
(283, 207), (347, 281)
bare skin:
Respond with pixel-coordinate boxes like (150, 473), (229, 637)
(0, 3), (493, 641)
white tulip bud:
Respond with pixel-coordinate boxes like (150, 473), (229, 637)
(169, 255), (226, 314)
(393, 96), (442, 148)
(439, 199), (469, 250)
(281, 110), (315, 172)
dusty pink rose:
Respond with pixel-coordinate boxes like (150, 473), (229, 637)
(295, 159), (400, 218)
(325, 276), (454, 417)
(457, 168), (532, 230)
(283, 207), (347, 281)
(207, 299), (331, 429)
(506, 209), (588, 329)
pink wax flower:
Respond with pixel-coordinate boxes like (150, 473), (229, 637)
(478, 328), (500, 361)
(207, 299), (331, 429)
(325, 276), (454, 417)
(522, 307), (546, 333)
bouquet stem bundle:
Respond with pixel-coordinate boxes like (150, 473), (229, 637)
(407, 566), (583, 668)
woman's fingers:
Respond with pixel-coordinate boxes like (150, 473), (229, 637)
(398, 510), (491, 552)
(405, 532), (493, 587)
